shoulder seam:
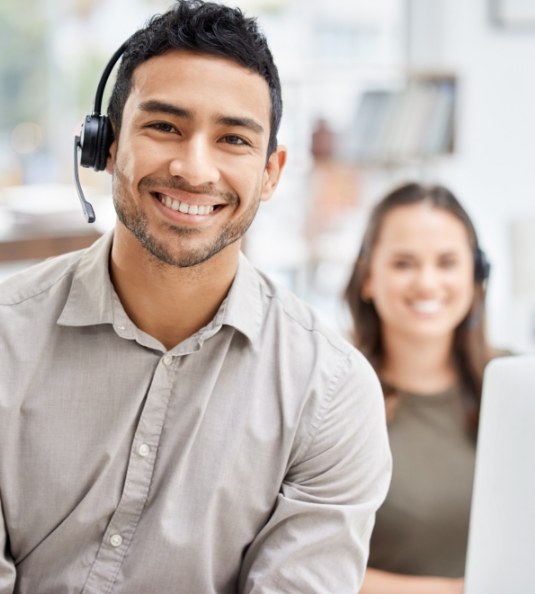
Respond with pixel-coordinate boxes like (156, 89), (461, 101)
(0, 258), (78, 306)
(303, 351), (354, 456)
(266, 290), (352, 358)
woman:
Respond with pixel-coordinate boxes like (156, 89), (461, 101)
(345, 182), (498, 594)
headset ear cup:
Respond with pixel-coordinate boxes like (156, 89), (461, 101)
(475, 247), (491, 283)
(79, 115), (113, 171)
(94, 117), (113, 171)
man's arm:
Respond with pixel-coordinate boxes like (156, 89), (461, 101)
(0, 494), (16, 593)
(238, 351), (392, 593)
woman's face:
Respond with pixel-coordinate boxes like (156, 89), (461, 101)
(362, 202), (476, 343)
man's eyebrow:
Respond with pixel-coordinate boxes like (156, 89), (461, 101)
(217, 116), (264, 135)
(138, 100), (265, 135)
(138, 100), (191, 119)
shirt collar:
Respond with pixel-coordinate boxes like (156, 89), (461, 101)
(219, 251), (264, 343)
(57, 231), (116, 328)
(58, 232), (265, 344)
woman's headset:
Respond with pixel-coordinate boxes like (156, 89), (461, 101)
(474, 246), (491, 283)
(74, 41), (129, 223)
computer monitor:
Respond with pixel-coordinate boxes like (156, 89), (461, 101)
(464, 355), (535, 594)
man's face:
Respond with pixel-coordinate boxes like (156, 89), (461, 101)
(107, 50), (285, 268)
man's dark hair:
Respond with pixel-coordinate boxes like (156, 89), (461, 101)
(107, 0), (282, 156)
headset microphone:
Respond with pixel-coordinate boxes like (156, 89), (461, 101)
(73, 137), (96, 222)
(74, 40), (129, 223)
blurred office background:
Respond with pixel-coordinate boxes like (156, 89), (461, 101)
(1, 0), (535, 352)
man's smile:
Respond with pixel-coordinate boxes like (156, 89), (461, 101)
(156, 193), (216, 216)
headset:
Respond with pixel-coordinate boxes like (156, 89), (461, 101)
(465, 246), (491, 328)
(474, 246), (491, 284)
(74, 40), (129, 223)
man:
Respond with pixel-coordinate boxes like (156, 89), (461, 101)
(0, 1), (391, 592)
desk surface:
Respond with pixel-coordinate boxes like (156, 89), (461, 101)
(0, 182), (109, 263)
(0, 227), (102, 263)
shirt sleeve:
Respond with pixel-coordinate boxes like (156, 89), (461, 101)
(0, 493), (16, 593)
(238, 350), (392, 594)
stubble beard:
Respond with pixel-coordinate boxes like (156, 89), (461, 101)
(112, 171), (261, 269)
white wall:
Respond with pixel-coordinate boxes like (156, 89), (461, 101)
(252, 0), (535, 352)
(408, 0), (535, 352)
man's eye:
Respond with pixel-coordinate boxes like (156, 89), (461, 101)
(222, 135), (249, 146)
(149, 122), (176, 133)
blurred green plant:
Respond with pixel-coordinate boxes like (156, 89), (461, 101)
(0, 2), (48, 130)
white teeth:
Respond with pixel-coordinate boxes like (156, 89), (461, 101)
(412, 300), (442, 314)
(160, 194), (214, 216)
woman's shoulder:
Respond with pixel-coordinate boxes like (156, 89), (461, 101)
(489, 346), (516, 359)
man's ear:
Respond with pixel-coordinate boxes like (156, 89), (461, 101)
(260, 145), (287, 202)
(105, 126), (117, 173)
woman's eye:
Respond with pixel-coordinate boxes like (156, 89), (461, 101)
(440, 258), (458, 269)
(392, 260), (413, 270)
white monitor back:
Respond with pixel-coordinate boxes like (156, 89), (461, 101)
(464, 355), (535, 594)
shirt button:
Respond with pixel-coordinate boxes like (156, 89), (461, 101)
(163, 355), (173, 366)
(117, 325), (126, 332)
(138, 443), (150, 457)
(110, 534), (123, 547)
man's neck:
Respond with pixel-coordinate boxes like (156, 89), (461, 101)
(109, 228), (239, 350)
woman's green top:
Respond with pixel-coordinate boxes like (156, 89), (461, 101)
(367, 385), (476, 578)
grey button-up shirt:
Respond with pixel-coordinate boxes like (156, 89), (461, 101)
(0, 232), (391, 594)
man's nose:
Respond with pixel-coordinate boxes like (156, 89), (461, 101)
(168, 137), (220, 186)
